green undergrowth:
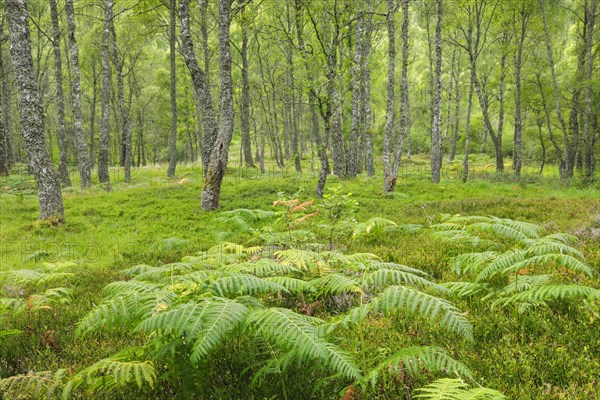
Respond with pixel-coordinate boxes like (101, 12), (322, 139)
(0, 163), (599, 399)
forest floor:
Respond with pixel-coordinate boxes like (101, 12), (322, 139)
(1, 158), (599, 399)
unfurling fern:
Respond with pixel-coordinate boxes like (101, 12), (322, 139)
(413, 378), (505, 399)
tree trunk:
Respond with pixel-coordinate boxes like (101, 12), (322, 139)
(240, 21), (254, 167)
(0, 30), (15, 168)
(538, 118), (546, 174)
(167, 0), (178, 177)
(430, 0), (443, 183)
(443, 49), (455, 162)
(495, 51), (506, 173)
(295, 0), (329, 197)
(65, 0), (91, 188)
(201, 0), (235, 211)
(362, 4), (374, 177)
(513, 4), (527, 177)
(90, 59), (98, 167)
(180, 0), (218, 177)
(0, 95), (7, 176)
(348, 12), (363, 178)
(541, 0), (573, 180)
(49, 0), (71, 187)
(393, 0), (410, 177)
(383, 0), (397, 193)
(109, 17), (132, 182)
(463, 38), (475, 183)
(449, 55), (461, 162)
(583, 0), (598, 180)
(98, 0), (112, 187)
(7, 0), (64, 220)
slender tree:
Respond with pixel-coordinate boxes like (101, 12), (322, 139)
(49, 0), (71, 187)
(180, 0), (218, 176)
(201, 0), (235, 210)
(0, 96), (7, 176)
(167, 0), (178, 177)
(6, 0), (64, 220)
(513, 2), (531, 177)
(109, 14), (132, 182)
(240, 12), (254, 167)
(583, 0), (598, 180)
(383, 0), (397, 193)
(0, 27), (14, 169)
(98, 0), (112, 187)
(430, 0), (443, 183)
(65, 0), (92, 188)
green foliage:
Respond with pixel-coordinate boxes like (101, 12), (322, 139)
(1, 167), (598, 399)
(414, 378), (505, 400)
(438, 215), (599, 314)
(365, 347), (472, 389)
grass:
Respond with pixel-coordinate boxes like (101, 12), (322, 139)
(0, 156), (599, 398)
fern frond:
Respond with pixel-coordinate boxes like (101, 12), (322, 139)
(376, 286), (473, 341)
(362, 269), (445, 292)
(443, 282), (490, 298)
(121, 264), (155, 277)
(35, 272), (75, 287)
(430, 223), (464, 231)
(358, 261), (430, 277)
(451, 252), (497, 276)
(103, 280), (164, 297)
(0, 369), (69, 399)
(275, 249), (330, 274)
(433, 230), (495, 247)
(352, 217), (397, 238)
(476, 250), (526, 281)
(311, 273), (363, 295)
(76, 290), (175, 338)
(466, 222), (530, 241)
(219, 259), (300, 277)
(524, 254), (595, 277)
(364, 346), (472, 388)
(209, 274), (288, 297)
(334, 302), (375, 328)
(263, 277), (315, 293)
(247, 308), (361, 380)
(78, 347), (156, 390)
(414, 378), (506, 399)
(542, 233), (578, 245)
(189, 298), (250, 364)
(492, 285), (600, 309)
(493, 218), (542, 239)
(489, 274), (553, 299)
(138, 301), (210, 337)
(131, 262), (198, 281)
(523, 239), (583, 258)
(29, 287), (73, 308)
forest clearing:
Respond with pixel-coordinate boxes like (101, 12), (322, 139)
(0, 0), (599, 398)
